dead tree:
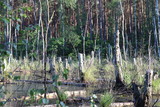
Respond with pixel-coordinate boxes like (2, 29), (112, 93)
(91, 51), (94, 65)
(78, 53), (84, 82)
(49, 58), (55, 78)
(133, 32), (153, 107)
(114, 30), (124, 88)
(132, 70), (153, 107)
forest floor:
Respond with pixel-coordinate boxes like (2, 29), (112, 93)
(1, 57), (160, 107)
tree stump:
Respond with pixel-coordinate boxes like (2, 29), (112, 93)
(132, 70), (153, 107)
(78, 53), (84, 82)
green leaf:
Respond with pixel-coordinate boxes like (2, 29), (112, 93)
(29, 89), (34, 96)
(16, 17), (21, 22)
(62, 69), (69, 80)
(13, 76), (21, 80)
(20, 13), (27, 18)
(57, 81), (62, 85)
(37, 89), (45, 95)
(2, 18), (9, 24)
(27, 7), (32, 12)
(42, 98), (49, 104)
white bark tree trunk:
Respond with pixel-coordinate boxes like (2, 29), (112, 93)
(115, 30), (124, 87)
(78, 53), (84, 82)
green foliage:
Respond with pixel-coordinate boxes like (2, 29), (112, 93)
(84, 65), (97, 83)
(48, 37), (63, 54)
(152, 79), (160, 93)
(66, 31), (81, 47)
(52, 70), (68, 106)
(13, 76), (21, 80)
(0, 101), (5, 106)
(29, 89), (46, 104)
(99, 93), (114, 107)
(63, 0), (77, 9)
(62, 69), (69, 80)
(107, 0), (120, 9)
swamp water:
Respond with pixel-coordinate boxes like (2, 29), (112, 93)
(1, 83), (86, 107)
(1, 82), (160, 107)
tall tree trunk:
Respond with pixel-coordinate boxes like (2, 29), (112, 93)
(94, 0), (99, 51)
(129, 0), (132, 33)
(39, 0), (46, 98)
(15, 25), (18, 59)
(155, 0), (160, 57)
(98, 0), (103, 42)
(26, 34), (28, 59)
(120, 0), (126, 60)
(114, 20), (124, 87)
(88, 0), (93, 40)
(134, 0), (137, 57)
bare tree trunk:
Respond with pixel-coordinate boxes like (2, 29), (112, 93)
(88, 0), (93, 40)
(120, 0), (126, 60)
(153, 17), (160, 56)
(98, 0), (103, 42)
(15, 26), (18, 59)
(134, 0), (137, 57)
(91, 51), (94, 64)
(49, 58), (55, 78)
(155, 0), (160, 57)
(133, 32), (153, 107)
(64, 58), (69, 69)
(98, 49), (101, 64)
(78, 53), (84, 82)
(26, 34), (29, 59)
(94, 0), (98, 51)
(39, 0), (46, 98)
(143, 70), (153, 107)
(129, 0), (132, 33)
(8, 18), (12, 64)
(114, 29), (124, 87)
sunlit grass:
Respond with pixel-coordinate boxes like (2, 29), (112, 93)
(99, 92), (114, 107)
(2, 56), (160, 93)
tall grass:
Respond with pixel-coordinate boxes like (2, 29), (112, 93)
(99, 92), (114, 107)
(2, 56), (160, 92)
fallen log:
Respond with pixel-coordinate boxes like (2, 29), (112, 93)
(110, 102), (134, 107)
(15, 80), (87, 87)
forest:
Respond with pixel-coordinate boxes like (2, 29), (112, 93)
(0, 0), (160, 107)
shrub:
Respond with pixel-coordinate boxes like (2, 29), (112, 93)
(152, 78), (160, 93)
(100, 92), (114, 107)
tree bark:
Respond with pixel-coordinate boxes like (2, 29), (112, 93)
(114, 29), (124, 88)
(155, 0), (160, 57)
(120, 0), (126, 60)
(78, 53), (84, 82)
